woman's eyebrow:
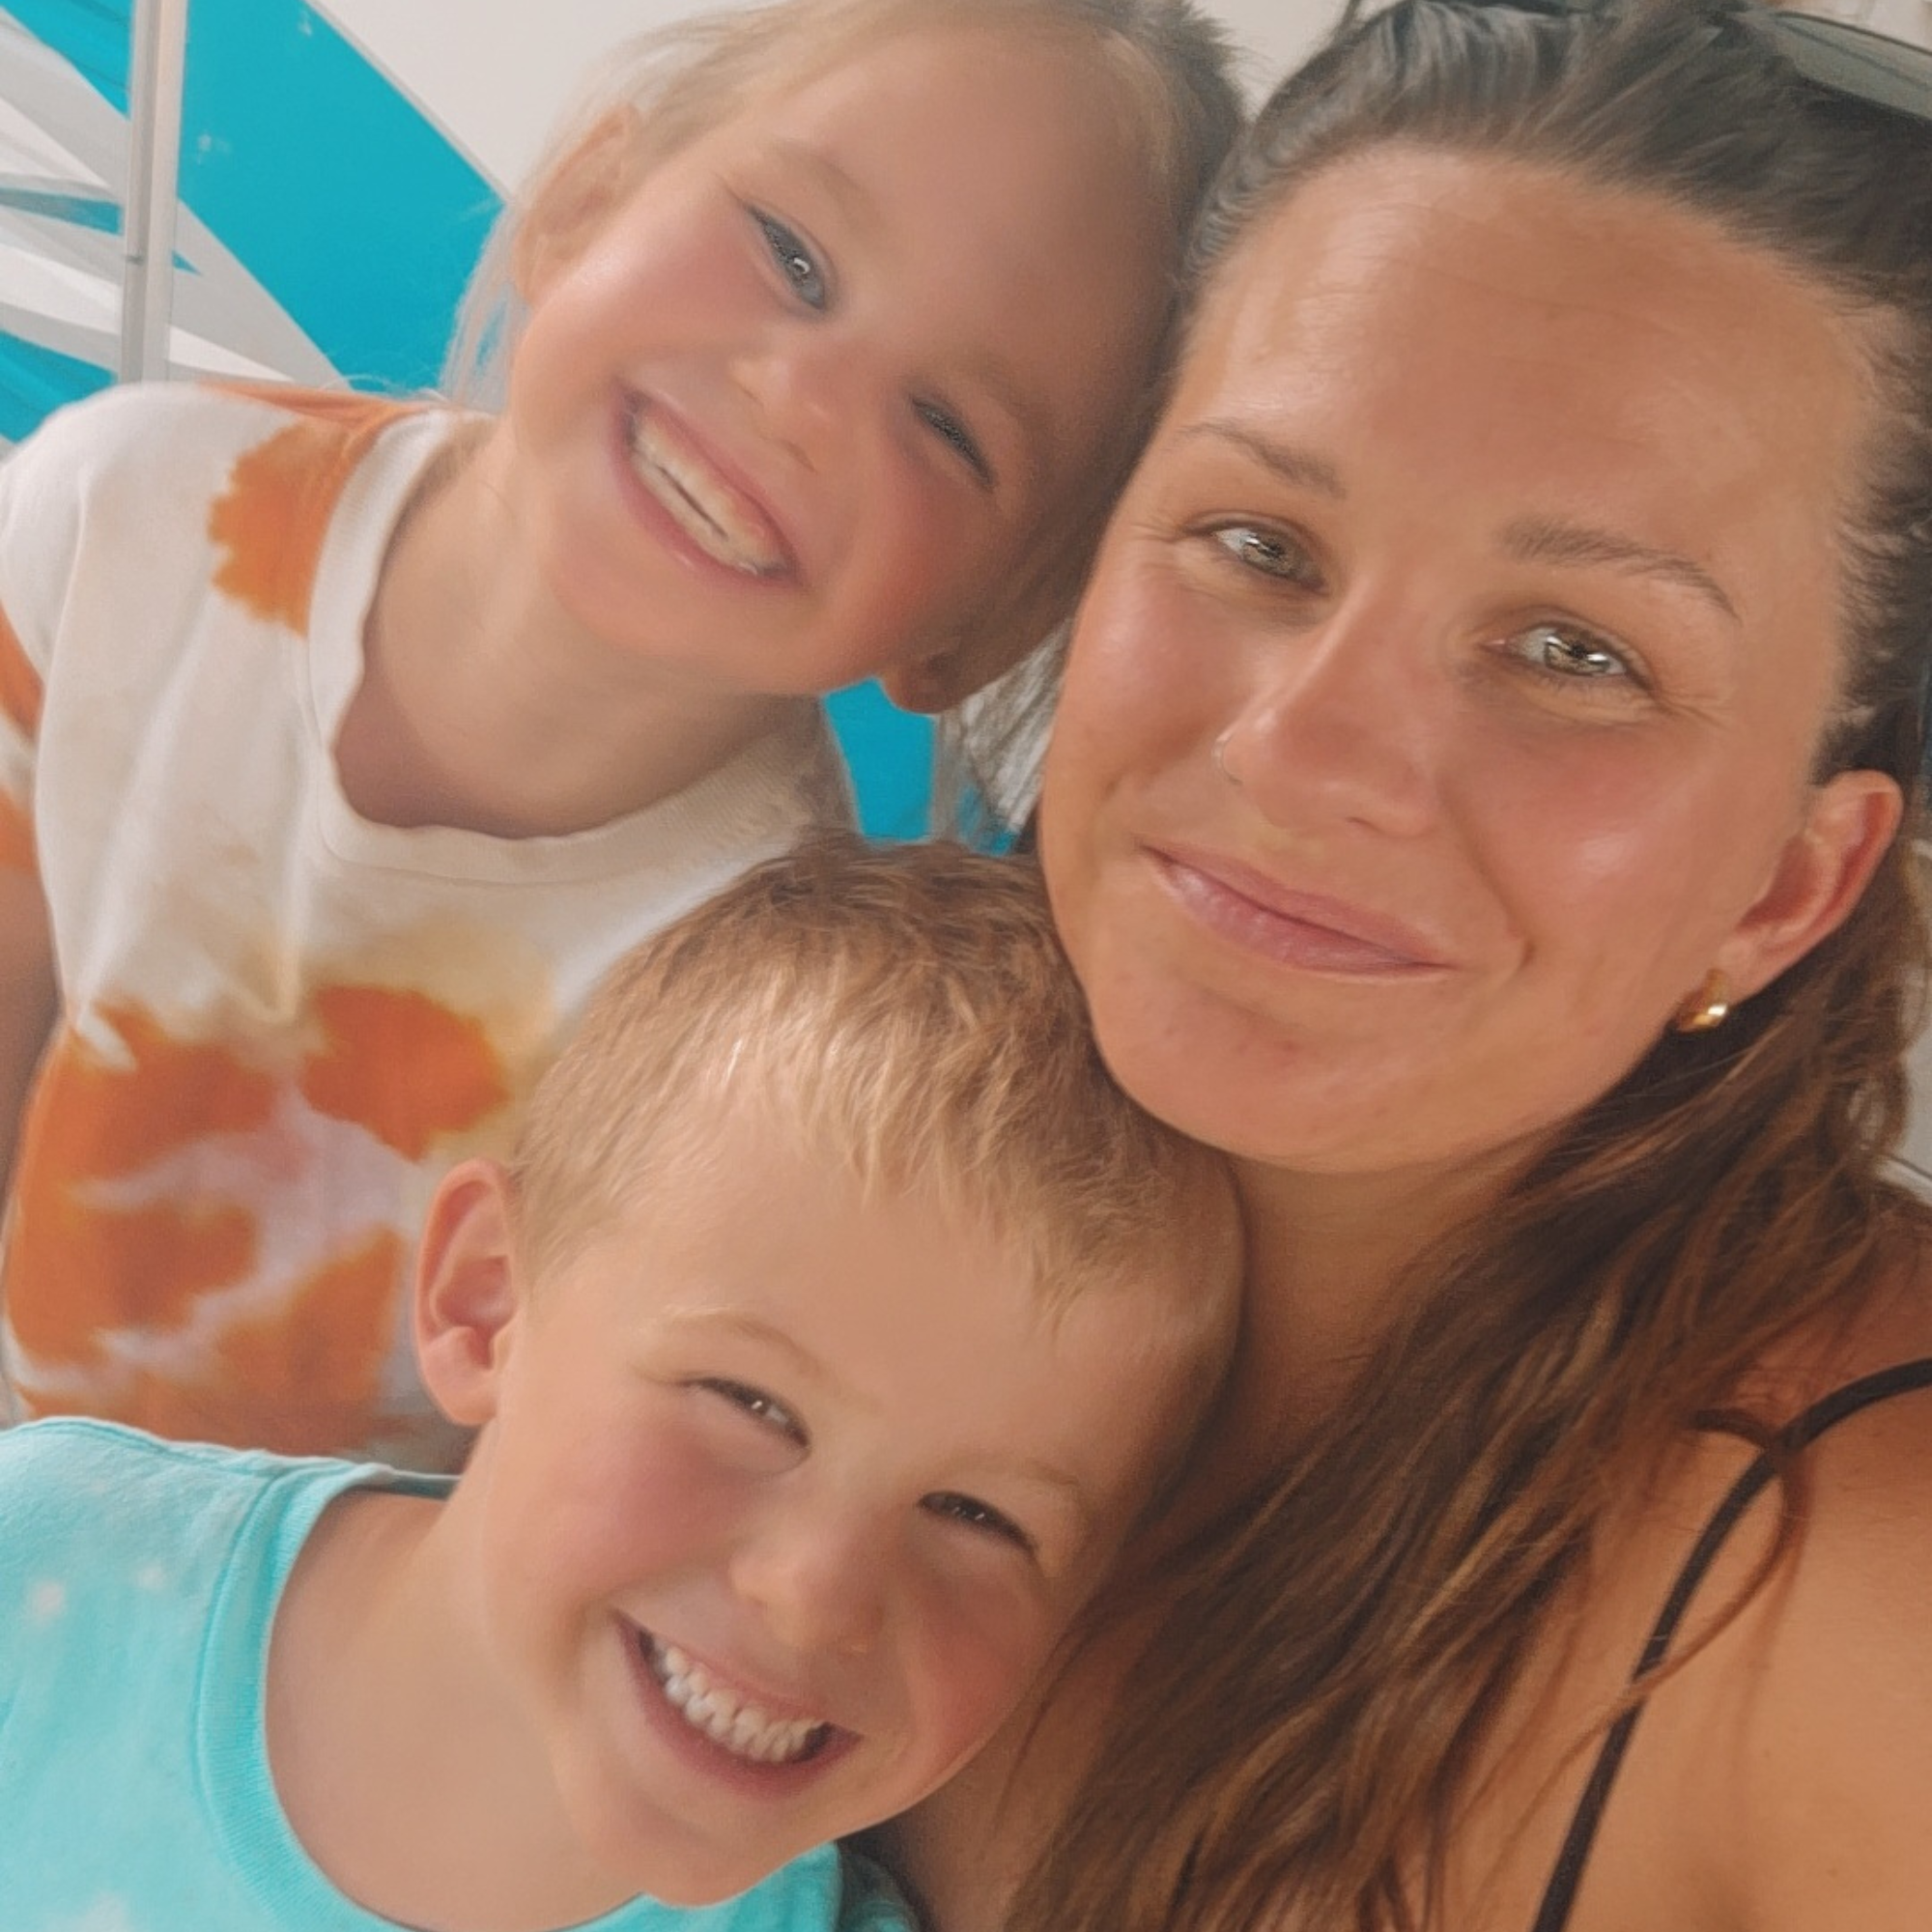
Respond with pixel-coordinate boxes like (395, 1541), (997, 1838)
(1501, 514), (1741, 623)
(1175, 425), (1741, 622)
(1179, 421), (1346, 498)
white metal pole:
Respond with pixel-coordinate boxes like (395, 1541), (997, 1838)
(119, 0), (190, 382)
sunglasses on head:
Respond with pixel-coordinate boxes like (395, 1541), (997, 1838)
(1752, 3), (1932, 123)
(1435, 0), (1932, 123)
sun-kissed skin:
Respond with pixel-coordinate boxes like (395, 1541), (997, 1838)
(333, 23), (1167, 841)
(895, 149), (1932, 1932)
(264, 1120), (1199, 1930)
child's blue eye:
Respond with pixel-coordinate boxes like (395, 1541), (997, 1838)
(914, 399), (992, 488)
(923, 1490), (1035, 1554)
(752, 210), (827, 311)
(698, 1376), (806, 1443)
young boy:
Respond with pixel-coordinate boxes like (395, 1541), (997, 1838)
(0, 838), (1239, 1929)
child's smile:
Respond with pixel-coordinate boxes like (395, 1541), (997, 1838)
(622, 397), (793, 583)
(639, 1633), (833, 1766)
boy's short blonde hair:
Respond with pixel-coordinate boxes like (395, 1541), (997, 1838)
(508, 835), (1238, 1367)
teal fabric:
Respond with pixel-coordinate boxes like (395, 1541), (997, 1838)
(0, 1419), (916, 1932)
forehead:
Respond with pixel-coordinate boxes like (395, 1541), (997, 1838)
(697, 21), (1155, 233)
(1176, 145), (1874, 633)
(560, 1123), (1195, 1466)
(696, 23), (1169, 480)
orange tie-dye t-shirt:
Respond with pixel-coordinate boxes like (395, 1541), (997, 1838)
(0, 383), (850, 1467)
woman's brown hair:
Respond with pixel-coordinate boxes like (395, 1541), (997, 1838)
(1011, 4), (1932, 1928)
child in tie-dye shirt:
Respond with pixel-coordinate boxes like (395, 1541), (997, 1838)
(0, 0), (1239, 1463)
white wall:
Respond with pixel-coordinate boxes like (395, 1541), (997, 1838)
(327, 0), (1349, 191)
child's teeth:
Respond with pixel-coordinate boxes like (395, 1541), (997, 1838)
(647, 1637), (829, 1765)
(629, 414), (785, 577)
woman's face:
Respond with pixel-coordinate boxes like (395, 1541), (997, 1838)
(1041, 147), (1901, 1182)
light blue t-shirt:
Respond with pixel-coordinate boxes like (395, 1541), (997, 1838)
(0, 1419), (913, 1932)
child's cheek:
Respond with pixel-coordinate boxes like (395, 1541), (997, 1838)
(896, 1561), (1058, 1764)
(906, 1636), (1040, 1786)
(563, 1406), (772, 1570)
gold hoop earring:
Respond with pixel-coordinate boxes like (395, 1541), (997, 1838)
(1673, 968), (1732, 1034)
(1212, 729), (1239, 786)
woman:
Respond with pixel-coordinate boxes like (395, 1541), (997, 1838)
(895, 2), (1932, 1927)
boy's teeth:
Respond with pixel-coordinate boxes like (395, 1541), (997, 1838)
(646, 1637), (829, 1766)
(628, 412), (785, 578)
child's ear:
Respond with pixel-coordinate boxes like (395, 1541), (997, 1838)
(875, 645), (965, 715)
(512, 107), (646, 301)
(413, 1158), (525, 1429)
(877, 599), (1069, 714)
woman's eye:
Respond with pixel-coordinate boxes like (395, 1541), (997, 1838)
(1509, 621), (1635, 684)
(913, 400), (992, 488)
(1209, 523), (1320, 587)
(752, 210), (827, 311)
(697, 1377), (805, 1443)
(923, 1490), (1036, 1555)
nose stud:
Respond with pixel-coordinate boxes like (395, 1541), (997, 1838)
(1212, 728), (1240, 787)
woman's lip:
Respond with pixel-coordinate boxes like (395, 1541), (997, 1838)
(1150, 844), (1453, 974)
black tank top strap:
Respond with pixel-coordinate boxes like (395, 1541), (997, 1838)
(1527, 1355), (1932, 1932)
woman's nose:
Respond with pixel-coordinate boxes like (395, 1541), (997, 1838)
(1220, 603), (1442, 838)
(730, 1506), (888, 1658)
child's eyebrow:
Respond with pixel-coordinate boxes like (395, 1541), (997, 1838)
(768, 139), (882, 243)
(982, 1457), (1096, 1534)
(659, 1306), (840, 1392)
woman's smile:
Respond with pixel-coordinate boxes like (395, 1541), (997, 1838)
(1147, 841), (1455, 977)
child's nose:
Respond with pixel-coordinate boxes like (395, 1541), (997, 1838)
(731, 333), (865, 470)
(731, 1508), (888, 1658)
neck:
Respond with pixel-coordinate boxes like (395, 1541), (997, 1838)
(340, 418), (809, 838)
(1211, 1151), (1523, 1478)
(269, 1481), (631, 1929)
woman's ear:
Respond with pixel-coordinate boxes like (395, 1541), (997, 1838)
(413, 1157), (526, 1429)
(1715, 768), (1904, 1001)
(512, 107), (646, 302)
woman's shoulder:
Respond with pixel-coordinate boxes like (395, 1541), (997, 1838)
(1487, 1281), (1932, 1932)
(1693, 1289), (1932, 1930)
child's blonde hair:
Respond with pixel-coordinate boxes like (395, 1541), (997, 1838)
(508, 834), (1238, 1375)
(447, 0), (1244, 408)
